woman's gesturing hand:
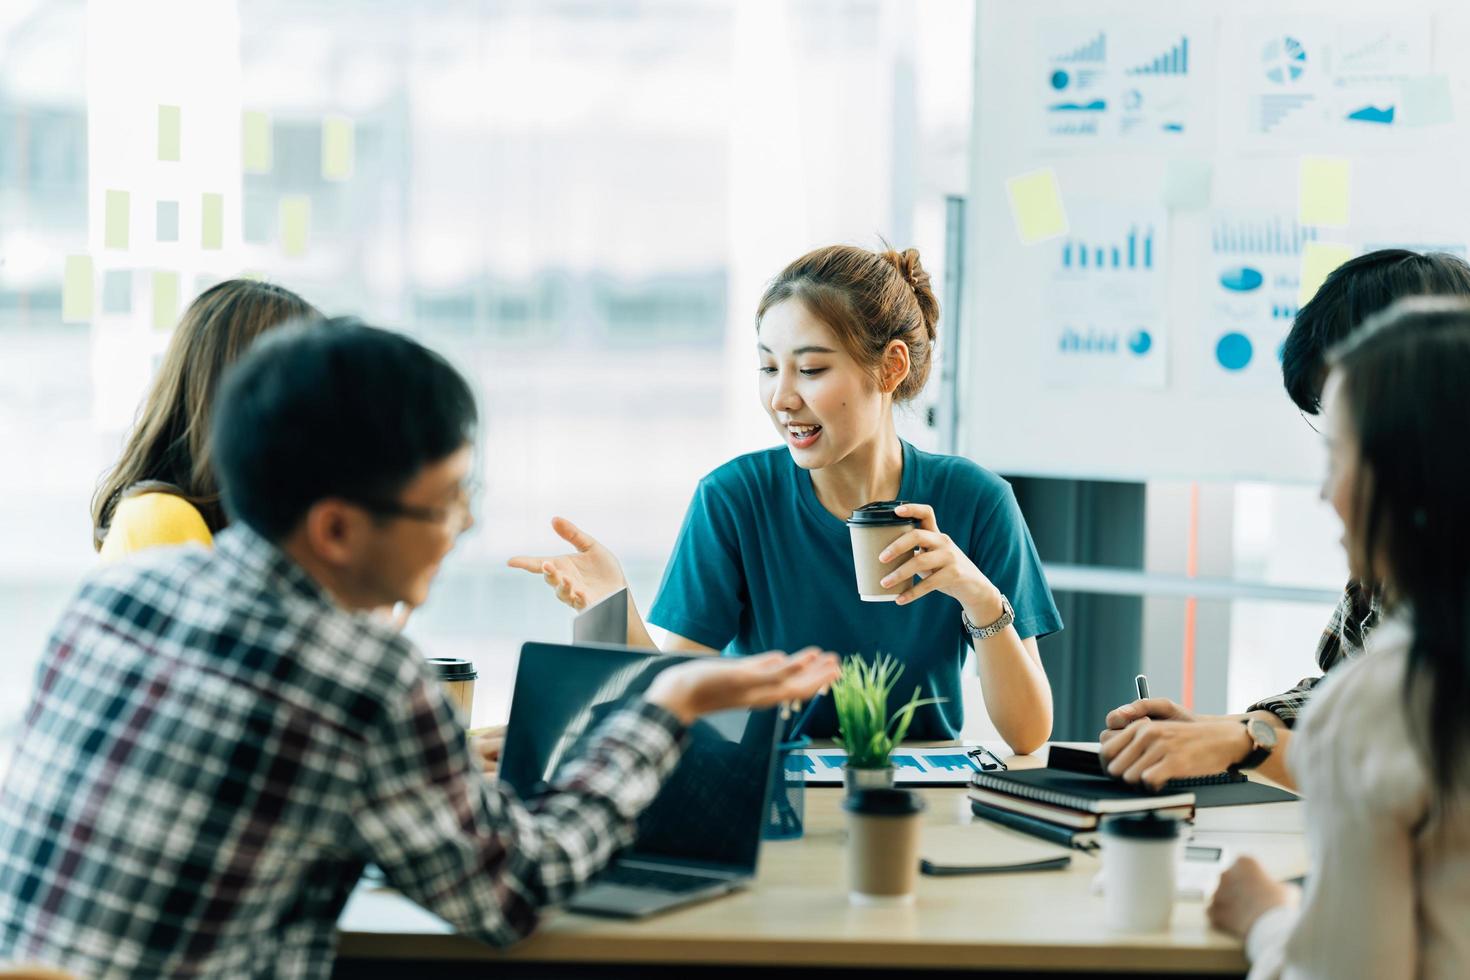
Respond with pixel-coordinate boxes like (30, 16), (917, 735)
(507, 517), (627, 612)
(877, 502), (1000, 616)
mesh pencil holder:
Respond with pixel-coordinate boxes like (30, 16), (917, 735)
(764, 736), (812, 840)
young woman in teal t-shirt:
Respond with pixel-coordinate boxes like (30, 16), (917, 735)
(511, 245), (1058, 752)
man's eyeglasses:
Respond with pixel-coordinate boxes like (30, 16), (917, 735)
(355, 477), (480, 532)
(966, 746), (1009, 772)
(1299, 408), (1322, 434)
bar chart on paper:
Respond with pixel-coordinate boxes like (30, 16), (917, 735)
(1206, 213), (1320, 384)
(1060, 225), (1155, 270)
(787, 748), (992, 785)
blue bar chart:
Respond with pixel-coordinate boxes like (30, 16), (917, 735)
(1061, 226), (1155, 270)
(1056, 32), (1106, 64)
(1211, 217), (1318, 256)
(1128, 36), (1188, 75)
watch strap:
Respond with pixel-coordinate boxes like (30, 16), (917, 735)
(1234, 718), (1273, 771)
(962, 596), (1014, 640)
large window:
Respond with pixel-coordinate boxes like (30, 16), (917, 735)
(0, 1), (974, 753)
(0, 2), (1352, 765)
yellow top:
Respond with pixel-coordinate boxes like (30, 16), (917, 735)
(98, 492), (214, 561)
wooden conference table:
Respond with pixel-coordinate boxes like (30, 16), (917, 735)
(335, 744), (1306, 977)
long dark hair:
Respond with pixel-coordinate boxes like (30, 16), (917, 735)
(1330, 296), (1470, 795)
(91, 279), (319, 548)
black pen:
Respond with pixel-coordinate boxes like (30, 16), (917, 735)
(1135, 674), (1150, 700)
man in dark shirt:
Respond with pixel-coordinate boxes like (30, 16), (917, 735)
(1099, 250), (1470, 790)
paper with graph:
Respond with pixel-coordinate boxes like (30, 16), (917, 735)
(787, 747), (999, 785)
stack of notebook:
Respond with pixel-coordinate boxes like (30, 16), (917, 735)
(968, 769), (1196, 850)
(966, 746), (1256, 849)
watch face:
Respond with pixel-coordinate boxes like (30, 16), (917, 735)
(1247, 718), (1278, 750)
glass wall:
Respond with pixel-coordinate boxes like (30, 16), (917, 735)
(0, 1), (1351, 763)
(0, 0), (974, 750)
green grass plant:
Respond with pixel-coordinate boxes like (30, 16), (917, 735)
(831, 653), (944, 770)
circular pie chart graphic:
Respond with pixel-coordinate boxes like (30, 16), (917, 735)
(1128, 330), (1153, 356)
(1216, 332), (1253, 371)
(1263, 36), (1306, 85)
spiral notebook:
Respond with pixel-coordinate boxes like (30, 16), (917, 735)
(1044, 744), (1299, 808)
(1046, 744), (1246, 788)
(968, 769), (1195, 814)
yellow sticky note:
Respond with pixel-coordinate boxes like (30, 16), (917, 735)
(280, 196), (310, 257)
(152, 270), (180, 331)
(1005, 168), (1068, 245)
(1299, 242), (1357, 306)
(1298, 157), (1351, 228)
(105, 189), (130, 250)
(243, 111), (272, 173)
(62, 255), (94, 323)
(157, 104), (181, 161)
(201, 192), (224, 250)
(321, 116), (354, 181)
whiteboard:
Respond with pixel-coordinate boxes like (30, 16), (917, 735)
(963, 0), (1470, 484)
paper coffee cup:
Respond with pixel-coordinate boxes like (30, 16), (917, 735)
(846, 500), (919, 602)
(428, 657), (478, 725)
(1100, 812), (1182, 933)
(843, 788), (925, 905)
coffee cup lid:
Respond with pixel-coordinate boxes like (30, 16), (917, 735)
(1100, 812), (1182, 840)
(427, 657), (478, 681)
(842, 788), (926, 817)
(846, 500), (919, 527)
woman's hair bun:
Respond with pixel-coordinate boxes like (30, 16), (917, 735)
(880, 247), (939, 341)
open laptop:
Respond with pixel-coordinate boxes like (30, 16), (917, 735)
(572, 586), (628, 645)
(500, 641), (780, 919)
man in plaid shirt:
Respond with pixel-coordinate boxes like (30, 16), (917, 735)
(0, 320), (837, 978)
(1097, 250), (1470, 792)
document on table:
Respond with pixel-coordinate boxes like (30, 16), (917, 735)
(787, 747), (993, 785)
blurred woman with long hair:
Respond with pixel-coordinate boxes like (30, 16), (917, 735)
(92, 279), (318, 558)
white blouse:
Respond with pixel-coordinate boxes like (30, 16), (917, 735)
(1245, 616), (1470, 979)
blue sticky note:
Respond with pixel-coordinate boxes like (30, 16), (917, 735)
(156, 200), (179, 243)
(1163, 158), (1213, 210)
(102, 269), (132, 314)
(1400, 75), (1454, 128)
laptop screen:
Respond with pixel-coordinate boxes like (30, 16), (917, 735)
(500, 642), (779, 875)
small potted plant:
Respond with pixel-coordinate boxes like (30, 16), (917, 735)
(831, 653), (943, 793)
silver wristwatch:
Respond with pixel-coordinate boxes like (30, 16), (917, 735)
(962, 595), (1014, 640)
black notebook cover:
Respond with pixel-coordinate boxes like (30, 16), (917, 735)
(969, 768), (1195, 813)
(1045, 744), (1299, 808)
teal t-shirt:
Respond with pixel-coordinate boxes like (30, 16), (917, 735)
(647, 440), (1062, 740)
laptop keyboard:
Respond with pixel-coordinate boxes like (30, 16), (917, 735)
(596, 865), (723, 894)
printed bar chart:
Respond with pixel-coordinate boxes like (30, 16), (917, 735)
(1128, 36), (1188, 75)
(1062, 226), (1155, 270)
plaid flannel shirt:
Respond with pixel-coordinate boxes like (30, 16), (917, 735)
(0, 525), (686, 979)
(1245, 580), (1380, 726)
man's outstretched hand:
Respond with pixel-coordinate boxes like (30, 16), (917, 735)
(646, 648), (840, 725)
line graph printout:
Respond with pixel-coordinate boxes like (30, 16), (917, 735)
(1236, 18), (1432, 145)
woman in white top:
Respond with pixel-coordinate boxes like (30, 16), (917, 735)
(1207, 297), (1470, 978)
